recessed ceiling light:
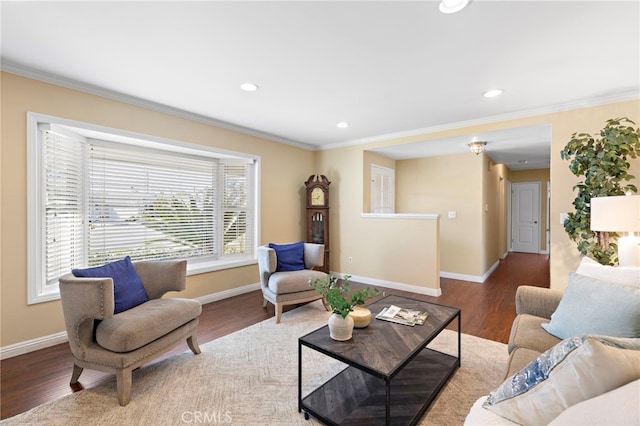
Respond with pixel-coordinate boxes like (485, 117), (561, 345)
(439, 0), (470, 14)
(240, 82), (259, 92)
(336, 122), (349, 129)
(483, 89), (503, 98)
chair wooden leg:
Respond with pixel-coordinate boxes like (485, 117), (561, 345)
(187, 334), (201, 355)
(70, 363), (84, 384)
(275, 302), (283, 324)
(262, 298), (268, 308)
(116, 368), (133, 406)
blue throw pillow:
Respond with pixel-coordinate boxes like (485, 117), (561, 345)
(268, 241), (305, 272)
(72, 256), (149, 314)
(541, 272), (640, 339)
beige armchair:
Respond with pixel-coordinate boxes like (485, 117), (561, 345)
(59, 260), (202, 406)
(257, 243), (330, 323)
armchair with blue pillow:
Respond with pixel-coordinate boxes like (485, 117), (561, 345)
(257, 242), (330, 323)
(59, 256), (202, 406)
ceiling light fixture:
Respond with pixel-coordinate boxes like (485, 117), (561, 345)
(483, 89), (503, 98)
(468, 141), (487, 155)
(439, 0), (470, 14)
(336, 122), (349, 129)
(240, 82), (259, 92)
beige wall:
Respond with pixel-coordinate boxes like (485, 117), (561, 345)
(0, 72), (317, 347)
(315, 145), (441, 292)
(483, 159), (508, 271)
(392, 153), (507, 278)
(395, 153), (484, 276)
(511, 168), (551, 252)
(496, 164), (510, 259)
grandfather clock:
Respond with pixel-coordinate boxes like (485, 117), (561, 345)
(305, 174), (330, 273)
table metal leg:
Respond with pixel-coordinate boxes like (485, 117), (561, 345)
(457, 312), (462, 366)
(298, 340), (302, 413)
(385, 378), (391, 425)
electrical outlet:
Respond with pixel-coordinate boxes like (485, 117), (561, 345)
(348, 256), (353, 264)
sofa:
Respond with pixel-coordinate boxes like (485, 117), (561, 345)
(465, 257), (640, 425)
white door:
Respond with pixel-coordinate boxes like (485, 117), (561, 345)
(370, 165), (395, 213)
(512, 182), (540, 253)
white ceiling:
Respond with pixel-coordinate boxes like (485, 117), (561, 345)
(2, 1), (639, 170)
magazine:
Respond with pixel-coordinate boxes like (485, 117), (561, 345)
(375, 305), (429, 326)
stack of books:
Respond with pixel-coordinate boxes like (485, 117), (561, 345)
(375, 305), (428, 326)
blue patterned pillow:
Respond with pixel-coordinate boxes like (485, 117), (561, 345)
(484, 335), (640, 425)
(269, 241), (305, 272)
(72, 256), (149, 314)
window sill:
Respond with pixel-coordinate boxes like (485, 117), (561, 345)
(187, 257), (257, 276)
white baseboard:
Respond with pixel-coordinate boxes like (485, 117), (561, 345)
(440, 260), (500, 284)
(0, 282), (262, 360)
(331, 272), (442, 297)
(0, 331), (69, 360)
(195, 282), (261, 305)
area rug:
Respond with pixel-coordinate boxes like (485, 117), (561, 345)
(1, 300), (507, 425)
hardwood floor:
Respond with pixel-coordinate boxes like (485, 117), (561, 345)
(0, 252), (549, 420)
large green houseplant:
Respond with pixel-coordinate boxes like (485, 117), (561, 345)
(560, 117), (640, 265)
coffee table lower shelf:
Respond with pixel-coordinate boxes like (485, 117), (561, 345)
(301, 348), (459, 426)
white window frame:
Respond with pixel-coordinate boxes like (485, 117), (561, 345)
(27, 112), (260, 304)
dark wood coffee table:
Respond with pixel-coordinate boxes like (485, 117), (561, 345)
(298, 294), (461, 425)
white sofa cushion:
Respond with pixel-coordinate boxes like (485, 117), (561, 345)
(465, 380), (640, 426)
(482, 335), (640, 426)
(464, 396), (519, 425)
(576, 256), (640, 288)
(548, 379), (640, 425)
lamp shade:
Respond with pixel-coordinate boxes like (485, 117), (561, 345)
(590, 195), (640, 232)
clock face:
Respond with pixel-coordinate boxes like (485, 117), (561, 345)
(311, 187), (325, 206)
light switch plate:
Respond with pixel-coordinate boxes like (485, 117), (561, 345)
(560, 212), (569, 225)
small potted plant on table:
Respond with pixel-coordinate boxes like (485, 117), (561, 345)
(310, 275), (381, 341)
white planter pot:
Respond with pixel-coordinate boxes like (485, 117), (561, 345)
(328, 313), (354, 341)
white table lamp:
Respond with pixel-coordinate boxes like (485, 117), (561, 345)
(590, 195), (640, 266)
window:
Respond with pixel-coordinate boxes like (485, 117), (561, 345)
(28, 113), (259, 304)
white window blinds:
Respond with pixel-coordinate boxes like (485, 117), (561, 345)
(87, 142), (218, 264)
(221, 162), (250, 255)
(43, 128), (85, 286)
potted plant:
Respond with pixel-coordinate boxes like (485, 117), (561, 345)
(310, 274), (381, 341)
(560, 117), (640, 265)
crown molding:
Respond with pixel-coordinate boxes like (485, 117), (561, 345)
(322, 91), (640, 151)
(0, 60), (316, 151)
